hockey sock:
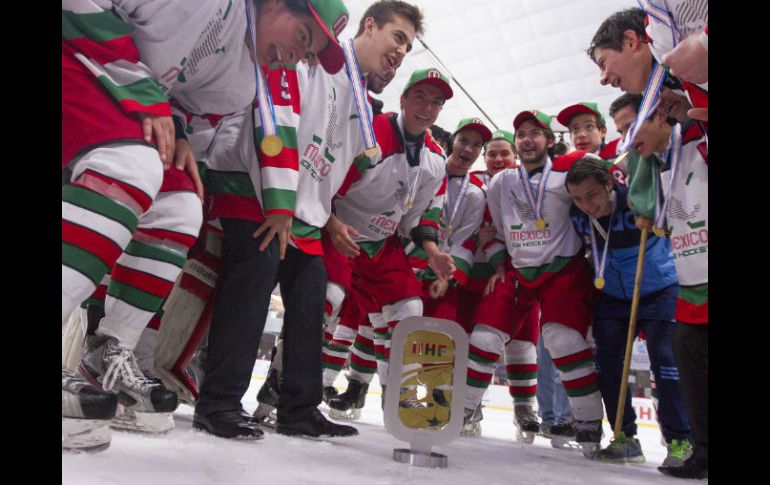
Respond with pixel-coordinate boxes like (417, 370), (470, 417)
(504, 339), (537, 404)
(465, 324), (506, 410)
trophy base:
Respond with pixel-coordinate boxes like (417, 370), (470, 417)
(393, 448), (448, 468)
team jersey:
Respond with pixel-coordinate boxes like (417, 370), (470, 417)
(334, 112), (447, 258)
(201, 65), (305, 245)
(406, 172), (486, 286)
(627, 121), (708, 323)
(484, 152), (587, 287)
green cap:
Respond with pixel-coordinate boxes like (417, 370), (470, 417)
(556, 102), (606, 128)
(486, 129), (514, 147)
(453, 117), (492, 143)
(402, 68), (453, 99)
(306, 0), (349, 74)
(513, 109), (552, 131)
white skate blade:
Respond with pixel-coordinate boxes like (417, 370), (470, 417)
(252, 404), (277, 428)
(62, 417), (111, 452)
(153, 367), (197, 406)
(579, 442), (601, 459)
(110, 406), (174, 435)
(515, 429), (536, 444)
(550, 436), (580, 450)
(327, 407), (362, 421)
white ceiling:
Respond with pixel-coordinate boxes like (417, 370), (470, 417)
(339, 0), (638, 169)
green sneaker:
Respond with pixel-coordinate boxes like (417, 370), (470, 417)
(662, 439), (693, 467)
(597, 432), (646, 464)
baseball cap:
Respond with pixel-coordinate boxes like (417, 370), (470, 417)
(306, 0), (349, 74)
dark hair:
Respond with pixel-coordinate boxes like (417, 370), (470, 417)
(355, 0), (424, 37)
(587, 8), (647, 63)
(430, 124), (452, 154)
(370, 97), (384, 115)
(565, 156), (613, 190)
(609, 93), (643, 118)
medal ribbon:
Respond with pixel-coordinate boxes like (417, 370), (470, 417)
(518, 159), (552, 224)
(341, 39), (378, 155)
(399, 111), (423, 210)
(618, 61), (667, 154)
(244, 0), (279, 142)
(654, 123), (682, 231)
(443, 173), (470, 238)
(589, 194), (615, 283)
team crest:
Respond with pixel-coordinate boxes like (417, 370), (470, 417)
(427, 69), (441, 79)
(332, 13), (349, 36)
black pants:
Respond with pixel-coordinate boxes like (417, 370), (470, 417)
(195, 218), (326, 420)
(672, 321), (708, 461)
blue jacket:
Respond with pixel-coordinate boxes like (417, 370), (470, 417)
(570, 186), (678, 305)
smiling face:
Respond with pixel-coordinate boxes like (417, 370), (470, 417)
(568, 113), (607, 154)
(357, 14), (416, 89)
(567, 176), (614, 219)
(514, 120), (554, 169)
(400, 83), (445, 136)
(593, 30), (652, 94)
(447, 129), (484, 175)
(254, 0), (331, 66)
(484, 139), (516, 175)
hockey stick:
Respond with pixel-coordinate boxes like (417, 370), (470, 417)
(613, 227), (649, 439)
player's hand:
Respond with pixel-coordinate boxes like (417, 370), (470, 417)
(658, 88), (691, 124)
(325, 214), (360, 258)
(662, 32), (708, 84)
(635, 215), (654, 231)
(429, 277), (449, 299)
(173, 138), (204, 202)
(687, 107), (708, 123)
(426, 247), (455, 280)
(138, 112), (175, 167)
(253, 213), (293, 260)
(477, 225), (497, 246)
(483, 264), (506, 297)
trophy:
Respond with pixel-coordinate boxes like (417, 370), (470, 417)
(383, 316), (469, 468)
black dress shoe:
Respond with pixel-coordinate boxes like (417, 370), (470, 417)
(658, 456), (708, 479)
(276, 408), (359, 438)
(193, 410), (264, 440)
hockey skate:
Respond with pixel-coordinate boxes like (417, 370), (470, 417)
(542, 421), (579, 450)
(322, 385), (339, 404)
(597, 432), (646, 464)
(461, 404), (483, 437)
(62, 369), (118, 452)
(513, 404), (541, 444)
(327, 378), (368, 420)
(80, 336), (178, 435)
(252, 368), (280, 428)
(574, 419), (604, 459)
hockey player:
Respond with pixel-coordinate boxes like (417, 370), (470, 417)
(409, 117), (490, 327)
(62, 0), (349, 449)
(253, 0), (425, 426)
(322, 67), (456, 415)
(566, 156), (692, 466)
(466, 109), (605, 458)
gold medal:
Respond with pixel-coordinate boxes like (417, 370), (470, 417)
(653, 226), (666, 237)
(364, 145), (380, 158)
(260, 135), (283, 157)
(594, 276), (605, 289)
(535, 218), (546, 230)
(407, 198), (414, 210)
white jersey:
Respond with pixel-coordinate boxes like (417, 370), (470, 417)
(334, 111), (447, 244)
(293, 61), (369, 229)
(485, 155), (583, 283)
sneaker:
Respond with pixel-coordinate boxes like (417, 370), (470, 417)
(574, 419), (603, 459)
(276, 408), (359, 438)
(662, 439), (693, 467)
(461, 404), (483, 437)
(62, 369), (118, 452)
(598, 432), (646, 464)
(658, 455), (708, 479)
(194, 410), (264, 440)
(513, 404), (540, 444)
(80, 336), (178, 414)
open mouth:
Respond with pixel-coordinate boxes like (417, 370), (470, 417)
(415, 114), (430, 122)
